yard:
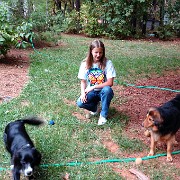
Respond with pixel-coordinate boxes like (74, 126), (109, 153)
(0, 34), (180, 179)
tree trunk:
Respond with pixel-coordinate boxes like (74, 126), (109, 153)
(75, 0), (80, 12)
(131, 3), (137, 35)
(46, 0), (49, 19)
(142, 13), (147, 35)
(18, 0), (25, 18)
(75, 0), (80, 33)
(151, 0), (157, 30)
(160, 0), (165, 26)
(64, 3), (67, 16)
(132, 16), (137, 35)
(54, 0), (61, 10)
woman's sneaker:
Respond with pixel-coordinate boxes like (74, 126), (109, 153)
(98, 115), (107, 125)
(85, 111), (98, 119)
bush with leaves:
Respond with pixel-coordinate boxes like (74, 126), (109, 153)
(80, 3), (104, 37)
(15, 22), (34, 49)
(101, 1), (133, 39)
(80, 0), (150, 39)
(0, 2), (33, 55)
(166, 0), (180, 38)
(0, 2), (15, 55)
(49, 12), (65, 33)
(30, 10), (49, 32)
(62, 10), (81, 34)
(158, 24), (176, 40)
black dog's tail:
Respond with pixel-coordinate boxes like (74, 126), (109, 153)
(18, 117), (45, 126)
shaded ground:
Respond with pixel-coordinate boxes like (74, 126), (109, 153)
(0, 40), (180, 179)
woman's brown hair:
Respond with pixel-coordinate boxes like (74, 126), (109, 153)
(85, 40), (107, 70)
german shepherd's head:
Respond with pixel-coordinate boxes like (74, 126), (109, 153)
(142, 107), (164, 132)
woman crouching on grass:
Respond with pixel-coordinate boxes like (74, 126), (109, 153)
(76, 39), (116, 125)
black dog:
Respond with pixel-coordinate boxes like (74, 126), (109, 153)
(3, 117), (44, 180)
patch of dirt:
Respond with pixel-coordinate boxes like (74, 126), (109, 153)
(0, 41), (59, 103)
(0, 39), (180, 179)
(0, 49), (31, 102)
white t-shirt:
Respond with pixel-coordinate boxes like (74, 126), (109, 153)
(78, 60), (116, 90)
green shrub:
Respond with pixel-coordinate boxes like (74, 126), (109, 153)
(36, 31), (61, 45)
(0, 3), (34, 55)
(173, 18), (180, 37)
(15, 22), (34, 49)
(158, 24), (176, 40)
(0, 2), (15, 55)
(62, 10), (81, 34)
(30, 10), (48, 32)
(0, 30), (14, 55)
(49, 12), (64, 33)
(80, 1), (134, 38)
(80, 3), (104, 37)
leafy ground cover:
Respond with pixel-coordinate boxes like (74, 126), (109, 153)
(0, 34), (180, 179)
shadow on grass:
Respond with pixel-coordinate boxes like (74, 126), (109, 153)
(34, 165), (67, 180)
(108, 107), (129, 128)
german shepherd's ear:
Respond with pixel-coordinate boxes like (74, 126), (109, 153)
(148, 108), (159, 117)
(148, 108), (163, 131)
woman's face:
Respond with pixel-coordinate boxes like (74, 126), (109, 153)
(91, 47), (103, 63)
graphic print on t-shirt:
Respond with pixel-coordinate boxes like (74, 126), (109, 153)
(87, 68), (105, 86)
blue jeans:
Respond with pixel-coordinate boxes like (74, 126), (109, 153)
(76, 86), (114, 118)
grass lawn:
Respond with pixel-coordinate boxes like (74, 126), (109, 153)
(0, 34), (180, 179)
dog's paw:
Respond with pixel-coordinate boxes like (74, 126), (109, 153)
(167, 155), (173, 162)
(174, 140), (178, 145)
(148, 151), (154, 156)
(144, 130), (151, 137)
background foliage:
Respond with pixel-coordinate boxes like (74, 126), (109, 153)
(0, 0), (180, 56)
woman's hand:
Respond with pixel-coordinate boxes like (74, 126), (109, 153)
(80, 80), (87, 103)
(80, 92), (87, 103)
(80, 86), (95, 103)
(85, 85), (96, 94)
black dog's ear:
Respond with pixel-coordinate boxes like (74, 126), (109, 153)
(3, 133), (7, 144)
(12, 168), (21, 180)
(12, 151), (21, 167)
(3, 133), (9, 151)
(32, 149), (41, 165)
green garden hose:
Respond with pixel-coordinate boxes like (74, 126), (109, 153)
(1, 150), (180, 171)
(125, 83), (180, 93)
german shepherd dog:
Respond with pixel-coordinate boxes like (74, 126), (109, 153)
(3, 117), (44, 180)
(142, 94), (180, 161)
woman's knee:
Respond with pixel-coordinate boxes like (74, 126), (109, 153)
(102, 86), (114, 95)
(76, 98), (83, 108)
